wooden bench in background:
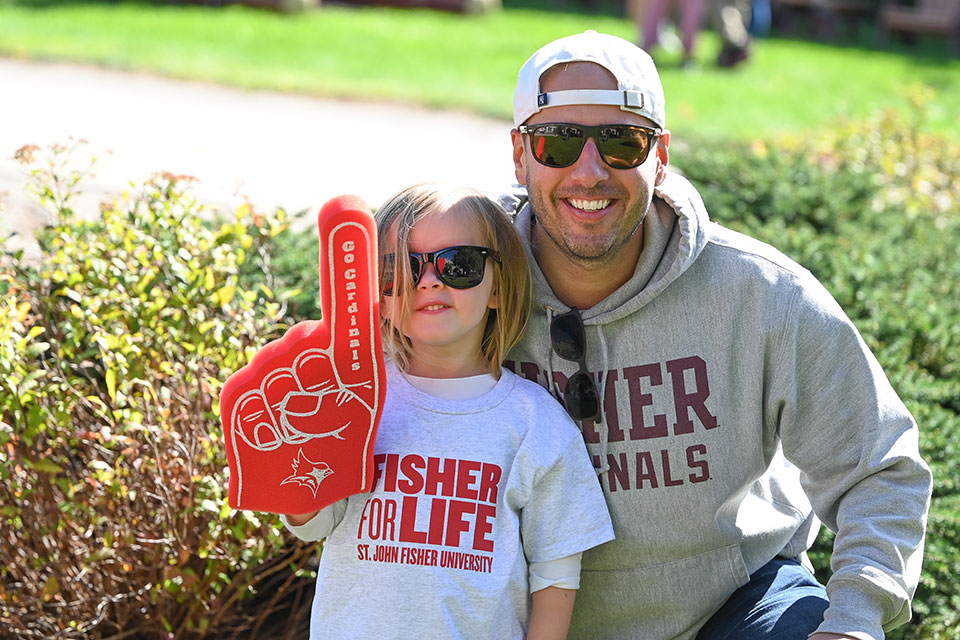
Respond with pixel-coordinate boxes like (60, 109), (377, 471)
(775, 0), (876, 41)
(878, 0), (960, 51)
(179, 0), (500, 13)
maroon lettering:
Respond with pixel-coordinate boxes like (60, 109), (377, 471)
(661, 449), (683, 487)
(624, 364), (669, 440)
(687, 444), (710, 483)
(666, 356), (718, 434)
(504, 359), (547, 389)
(582, 419), (600, 444)
(602, 369), (624, 442)
(607, 452), (630, 492)
(635, 451), (659, 489)
(519, 360), (547, 387)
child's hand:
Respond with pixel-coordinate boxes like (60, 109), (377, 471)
(284, 511), (320, 527)
(221, 196), (386, 515)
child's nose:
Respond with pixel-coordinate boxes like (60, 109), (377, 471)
(417, 263), (443, 289)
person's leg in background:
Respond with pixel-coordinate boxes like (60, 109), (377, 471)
(695, 557), (830, 640)
(714, 0), (753, 67)
(678, 0), (707, 66)
(638, 0), (672, 52)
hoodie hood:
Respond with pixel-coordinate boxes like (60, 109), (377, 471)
(510, 171), (711, 324)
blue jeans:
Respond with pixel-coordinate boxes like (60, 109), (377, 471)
(695, 557), (829, 640)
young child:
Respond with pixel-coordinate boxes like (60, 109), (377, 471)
(282, 184), (613, 639)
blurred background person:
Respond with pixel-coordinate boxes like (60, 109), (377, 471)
(714, 0), (767, 67)
(633, 0), (708, 67)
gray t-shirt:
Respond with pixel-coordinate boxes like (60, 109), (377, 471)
(308, 362), (614, 639)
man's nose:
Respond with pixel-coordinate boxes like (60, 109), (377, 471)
(568, 137), (609, 186)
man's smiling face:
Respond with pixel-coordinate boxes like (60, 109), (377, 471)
(512, 61), (669, 269)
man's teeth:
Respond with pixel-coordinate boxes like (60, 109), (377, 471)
(568, 199), (611, 211)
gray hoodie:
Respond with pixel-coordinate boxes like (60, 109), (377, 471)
(503, 173), (932, 640)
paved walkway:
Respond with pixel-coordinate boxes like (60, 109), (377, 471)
(0, 58), (516, 258)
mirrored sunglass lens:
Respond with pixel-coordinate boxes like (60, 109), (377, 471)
(564, 371), (600, 420)
(533, 128), (585, 167)
(550, 313), (585, 361)
(600, 128), (652, 169)
(380, 254), (396, 295)
(408, 253), (423, 284)
(438, 247), (485, 288)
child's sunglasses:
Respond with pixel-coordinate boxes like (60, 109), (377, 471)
(380, 245), (500, 296)
(518, 122), (660, 170)
(550, 307), (601, 421)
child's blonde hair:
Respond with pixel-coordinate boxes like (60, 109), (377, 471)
(376, 184), (531, 376)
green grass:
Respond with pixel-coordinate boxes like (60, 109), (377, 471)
(1, 1), (959, 140)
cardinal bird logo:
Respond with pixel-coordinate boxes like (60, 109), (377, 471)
(281, 449), (334, 497)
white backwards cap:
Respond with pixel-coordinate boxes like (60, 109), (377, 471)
(513, 30), (666, 129)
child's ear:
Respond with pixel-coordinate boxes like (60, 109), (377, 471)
(487, 281), (500, 310)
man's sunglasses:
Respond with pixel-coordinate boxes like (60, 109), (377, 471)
(380, 245), (500, 296)
(550, 307), (601, 421)
(518, 122), (660, 170)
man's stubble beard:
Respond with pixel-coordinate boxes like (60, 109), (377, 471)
(526, 178), (651, 269)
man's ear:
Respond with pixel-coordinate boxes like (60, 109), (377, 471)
(511, 128), (527, 186)
(654, 130), (671, 186)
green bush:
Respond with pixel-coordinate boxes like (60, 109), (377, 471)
(0, 144), (316, 638)
(238, 219), (319, 323)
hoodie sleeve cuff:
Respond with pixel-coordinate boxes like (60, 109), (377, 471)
(280, 499), (347, 542)
(812, 581), (895, 640)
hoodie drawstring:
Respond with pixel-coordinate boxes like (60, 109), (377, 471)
(594, 324), (610, 476)
(544, 306), (561, 400)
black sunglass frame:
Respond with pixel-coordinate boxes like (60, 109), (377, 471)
(518, 122), (661, 170)
(550, 307), (602, 422)
(381, 245), (500, 296)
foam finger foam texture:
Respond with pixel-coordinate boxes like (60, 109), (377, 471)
(220, 195), (387, 514)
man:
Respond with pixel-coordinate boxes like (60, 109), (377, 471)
(502, 30), (932, 640)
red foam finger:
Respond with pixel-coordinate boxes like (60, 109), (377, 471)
(221, 196), (386, 515)
(317, 196), (381, 403)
